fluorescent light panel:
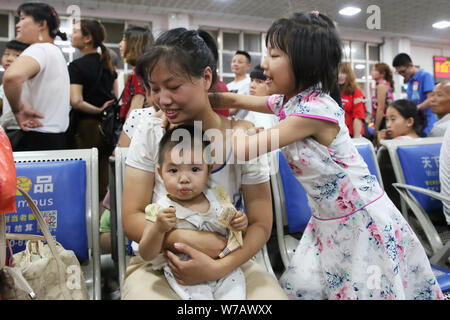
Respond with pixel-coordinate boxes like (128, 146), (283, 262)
(339, 7), (361, 16)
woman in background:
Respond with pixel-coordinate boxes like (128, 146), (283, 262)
(3, 2), (70, 151)
(119, 26), (154, 121)
(68, 19), (117, 200)
(338, 62), (366, 138)
(371, 62), (394, 143)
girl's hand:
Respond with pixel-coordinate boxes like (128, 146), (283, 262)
(246, 126), (264, 136)
(230, 210), (248, 232)
(155, 207), (177, 233)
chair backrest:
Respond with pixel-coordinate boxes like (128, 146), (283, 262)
(276, 137), (383, 234)
(380, 137), (444, 214)
(353, 137), (383, 188)
(277, 151), (311, 233)
(10, 148), (101, 300)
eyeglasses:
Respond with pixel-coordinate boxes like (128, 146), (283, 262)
(396, 67), (409, 76)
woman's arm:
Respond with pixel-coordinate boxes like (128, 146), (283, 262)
(122, 166), (155, 242)
(70, 84), (113, 114)
(3, 56), (44, 129)
(210, 92), (273, 114)
(3, 56), (39, 113)
(113, 78), (119, 99)
(374, 84), (388, 135)
(125, 94), (145, 119)
(353, 118), (363, 138)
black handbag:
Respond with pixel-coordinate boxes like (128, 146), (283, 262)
(98, 72), (131, 147)
(99, 94), (124, 147)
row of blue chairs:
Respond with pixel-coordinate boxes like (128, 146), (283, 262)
(6, 136), (449, 299)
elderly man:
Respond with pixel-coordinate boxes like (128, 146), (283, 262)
(428, 81), (450, 137)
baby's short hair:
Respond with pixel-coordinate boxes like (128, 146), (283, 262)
(158, 124), (210, 167)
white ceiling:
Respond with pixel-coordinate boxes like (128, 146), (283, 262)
(12, 0), (450, 43)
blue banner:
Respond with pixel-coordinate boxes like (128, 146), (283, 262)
(5, 160), (88, 262)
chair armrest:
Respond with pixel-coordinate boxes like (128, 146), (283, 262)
(392, 183), (450, 203)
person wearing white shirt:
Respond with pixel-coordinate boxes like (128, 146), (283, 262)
(428, 81), (450, 138)
(3, 3), (70, 151)
(227, 50), (251, 120)
(440, 126), (450, 226)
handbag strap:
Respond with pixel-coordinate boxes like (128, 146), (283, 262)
(0, 215), (6, 269)
(15, 186), (72, 299)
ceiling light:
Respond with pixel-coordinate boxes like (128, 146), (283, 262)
(339, 7), (361, 16)
(432, 20), (450, 29)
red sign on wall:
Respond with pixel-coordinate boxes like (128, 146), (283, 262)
(434, 56), (450, 83)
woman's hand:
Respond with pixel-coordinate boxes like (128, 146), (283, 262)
(99, 99), (115, 113)
(14, 105), (44, 131)
(165, 243), (224, 285)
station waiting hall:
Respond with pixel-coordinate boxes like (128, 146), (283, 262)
(0, 0), (449, 303)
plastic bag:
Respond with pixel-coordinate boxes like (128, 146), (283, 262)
(0, 126), (16, 214)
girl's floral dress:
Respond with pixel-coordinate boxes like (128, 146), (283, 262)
(266, 88), (443, 300)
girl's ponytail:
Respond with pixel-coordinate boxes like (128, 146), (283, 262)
(415, 109), (427, 136)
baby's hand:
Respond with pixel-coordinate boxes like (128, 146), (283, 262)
(155, 206), (177, 233)
(230, 211), (248, 232)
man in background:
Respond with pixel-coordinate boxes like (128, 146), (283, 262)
(227, 50), (251, 119)
(393, 53), (437, 134)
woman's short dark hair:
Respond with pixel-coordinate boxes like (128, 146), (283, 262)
(266, 12), (342, 99)
(123, 25), (154, 67)
(136, 28), (217, 90)
(389, 99), (427, 136)
(17, 2), (67, 40)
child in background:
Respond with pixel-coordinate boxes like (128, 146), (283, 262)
(378, 99), (426, 142)
(0, 40), (29, 137)
(211, 11), (442, 300)
(139, 125), (248, 300)
(246, 65), (278, 129)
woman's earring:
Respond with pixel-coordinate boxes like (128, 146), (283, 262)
(38, 33), (43, 41)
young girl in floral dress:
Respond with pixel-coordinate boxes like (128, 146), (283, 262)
(212, 11), (443, 300)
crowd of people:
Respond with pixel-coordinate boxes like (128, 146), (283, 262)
(1, 2), (449, 300)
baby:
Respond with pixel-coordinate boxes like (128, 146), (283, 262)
(139, 124), (248, 300)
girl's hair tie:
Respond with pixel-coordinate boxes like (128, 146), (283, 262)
(311, 10), (319, 17)
(52, 11), (56, 17)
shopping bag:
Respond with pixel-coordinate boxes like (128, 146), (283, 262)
(0, 186), (89, 300)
